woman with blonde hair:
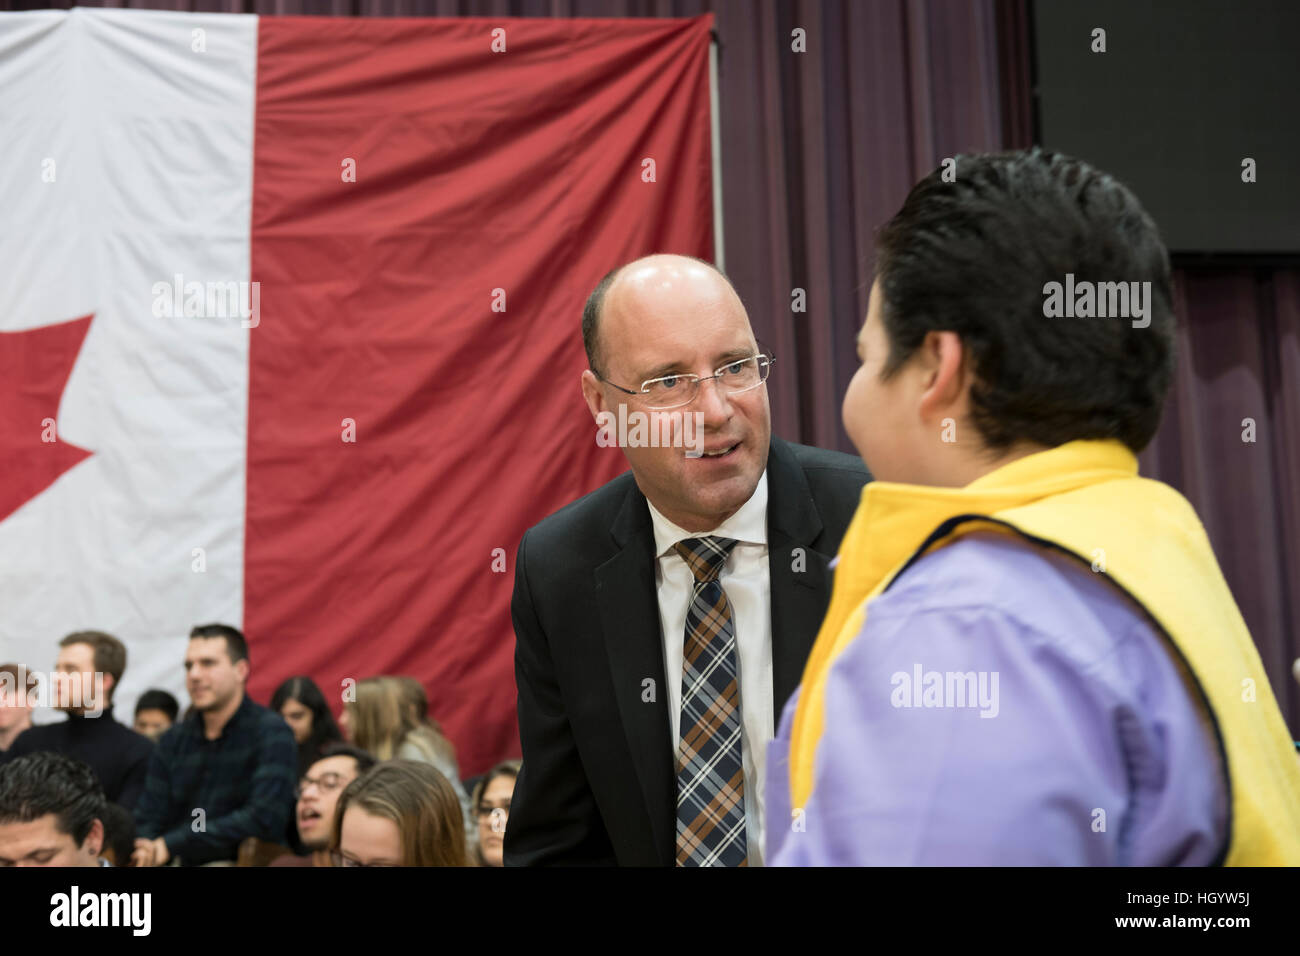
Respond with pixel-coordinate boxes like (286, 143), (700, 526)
(339, 676), (474, 846)
(329, 760), (470, 866)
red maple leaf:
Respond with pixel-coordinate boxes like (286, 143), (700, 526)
(0, 314), (95, 523)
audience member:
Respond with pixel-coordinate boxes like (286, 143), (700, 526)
(471, 759), (519, 867)
(98, 801), (136, 867)
(271, 743), (376, 867)
(133, 689), (180, 741)
(329, 760), (469, 867)
(0, 632), (153, 810)
(0, 752), (108, 866)
(0, 663), (37, 752)
(132, 624), (297, 866)
(340, 675), (473, 844)
(271, 676), (343, 776)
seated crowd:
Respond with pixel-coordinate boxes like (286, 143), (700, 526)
(0, 625), (517, 867)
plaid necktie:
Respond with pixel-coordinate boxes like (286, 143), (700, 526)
(672, 536), (747, 867)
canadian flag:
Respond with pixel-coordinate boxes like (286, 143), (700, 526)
(0, 8), (714, 774)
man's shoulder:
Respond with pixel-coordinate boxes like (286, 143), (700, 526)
(6, 722), (61, 754)
(781, 438), (869, 478)
(778, 438), (870, 496)
(522, 469), (638, 552)
(105, 715), (156, 755)
(241, 697), (295, 738)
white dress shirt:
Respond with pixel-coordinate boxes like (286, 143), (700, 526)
(646, 470), (773, 866)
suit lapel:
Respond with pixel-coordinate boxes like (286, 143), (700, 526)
(593, 439), (836, 865)
(595, 481), (675, 864)
(765, 438), (834, 722)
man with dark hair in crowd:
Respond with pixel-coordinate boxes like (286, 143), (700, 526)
(272, 743), (377, 867)
(132, 624), (297, 866)
(0, 751), (109, 866)
(0, 632), (153, 810)
(0, 663), (37, 752)
(133, 689), (180, 741)
(768, 149), (1300, 865)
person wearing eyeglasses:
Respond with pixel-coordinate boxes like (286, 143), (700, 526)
(328, 760), (469, 867)
(271, 743), (376, 867)
(505, 253), (870, 867)
(0, 752), (109, 867)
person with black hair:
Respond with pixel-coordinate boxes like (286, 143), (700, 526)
(133, 689), (180, 741)
(0, 752), (108, 866)
(768, 149), (1300, 866)
(132, 624), (297, 866)
(270, 676), (343, 776)
(271, 743), (376, 867)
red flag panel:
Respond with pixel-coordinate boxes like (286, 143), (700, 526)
(247, 14), (714, 776)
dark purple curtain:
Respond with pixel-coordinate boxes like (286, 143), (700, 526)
(7, 0), (1296, 732)
(1139, 268), (1300, 733)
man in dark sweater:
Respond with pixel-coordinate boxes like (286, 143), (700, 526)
(0, 632), (153, 811)
(132, 624), (297, 866)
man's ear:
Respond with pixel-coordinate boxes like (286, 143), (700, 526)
(580, 369), (608, 422)
(235, 658), (250, 684)
(85, 818), (104, 858)
(917, 331), (968, 423)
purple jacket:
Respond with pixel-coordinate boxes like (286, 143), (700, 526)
(766, 531), (1227, 866)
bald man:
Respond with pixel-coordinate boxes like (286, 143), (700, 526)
(506, 255), (869, 866)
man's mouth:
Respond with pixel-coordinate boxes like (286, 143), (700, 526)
(694, 442), (739, 459)
(299, 808), (321, 823)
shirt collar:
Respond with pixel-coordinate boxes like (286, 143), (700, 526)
(646, 469), (769, 559)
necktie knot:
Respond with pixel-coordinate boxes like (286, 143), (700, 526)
(673, 536), (737, 585)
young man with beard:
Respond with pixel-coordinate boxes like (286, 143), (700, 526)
(132, 624), (297, 866)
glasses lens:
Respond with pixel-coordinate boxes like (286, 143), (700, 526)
(718, 357), (761, 390)
(642, 375), (695, 409)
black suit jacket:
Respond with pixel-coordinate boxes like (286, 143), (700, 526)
(505, 436), (869, 866)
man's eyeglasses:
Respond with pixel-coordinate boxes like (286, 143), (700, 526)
(595, 353), (774, 410)
(295, 772), (348, 799)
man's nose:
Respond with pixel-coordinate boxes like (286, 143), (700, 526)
(693, 376), (732, 422)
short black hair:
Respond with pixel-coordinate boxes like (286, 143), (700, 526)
(874, 148), (1175, 453)
(0, 752), (107, 847)
(316, 742), (377, 777)
(189, 623), (249, 665)
(135, 688), (180, 721)
(98, 801), (136, 865)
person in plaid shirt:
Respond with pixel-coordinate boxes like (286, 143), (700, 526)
(132, 624), (297, 866)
